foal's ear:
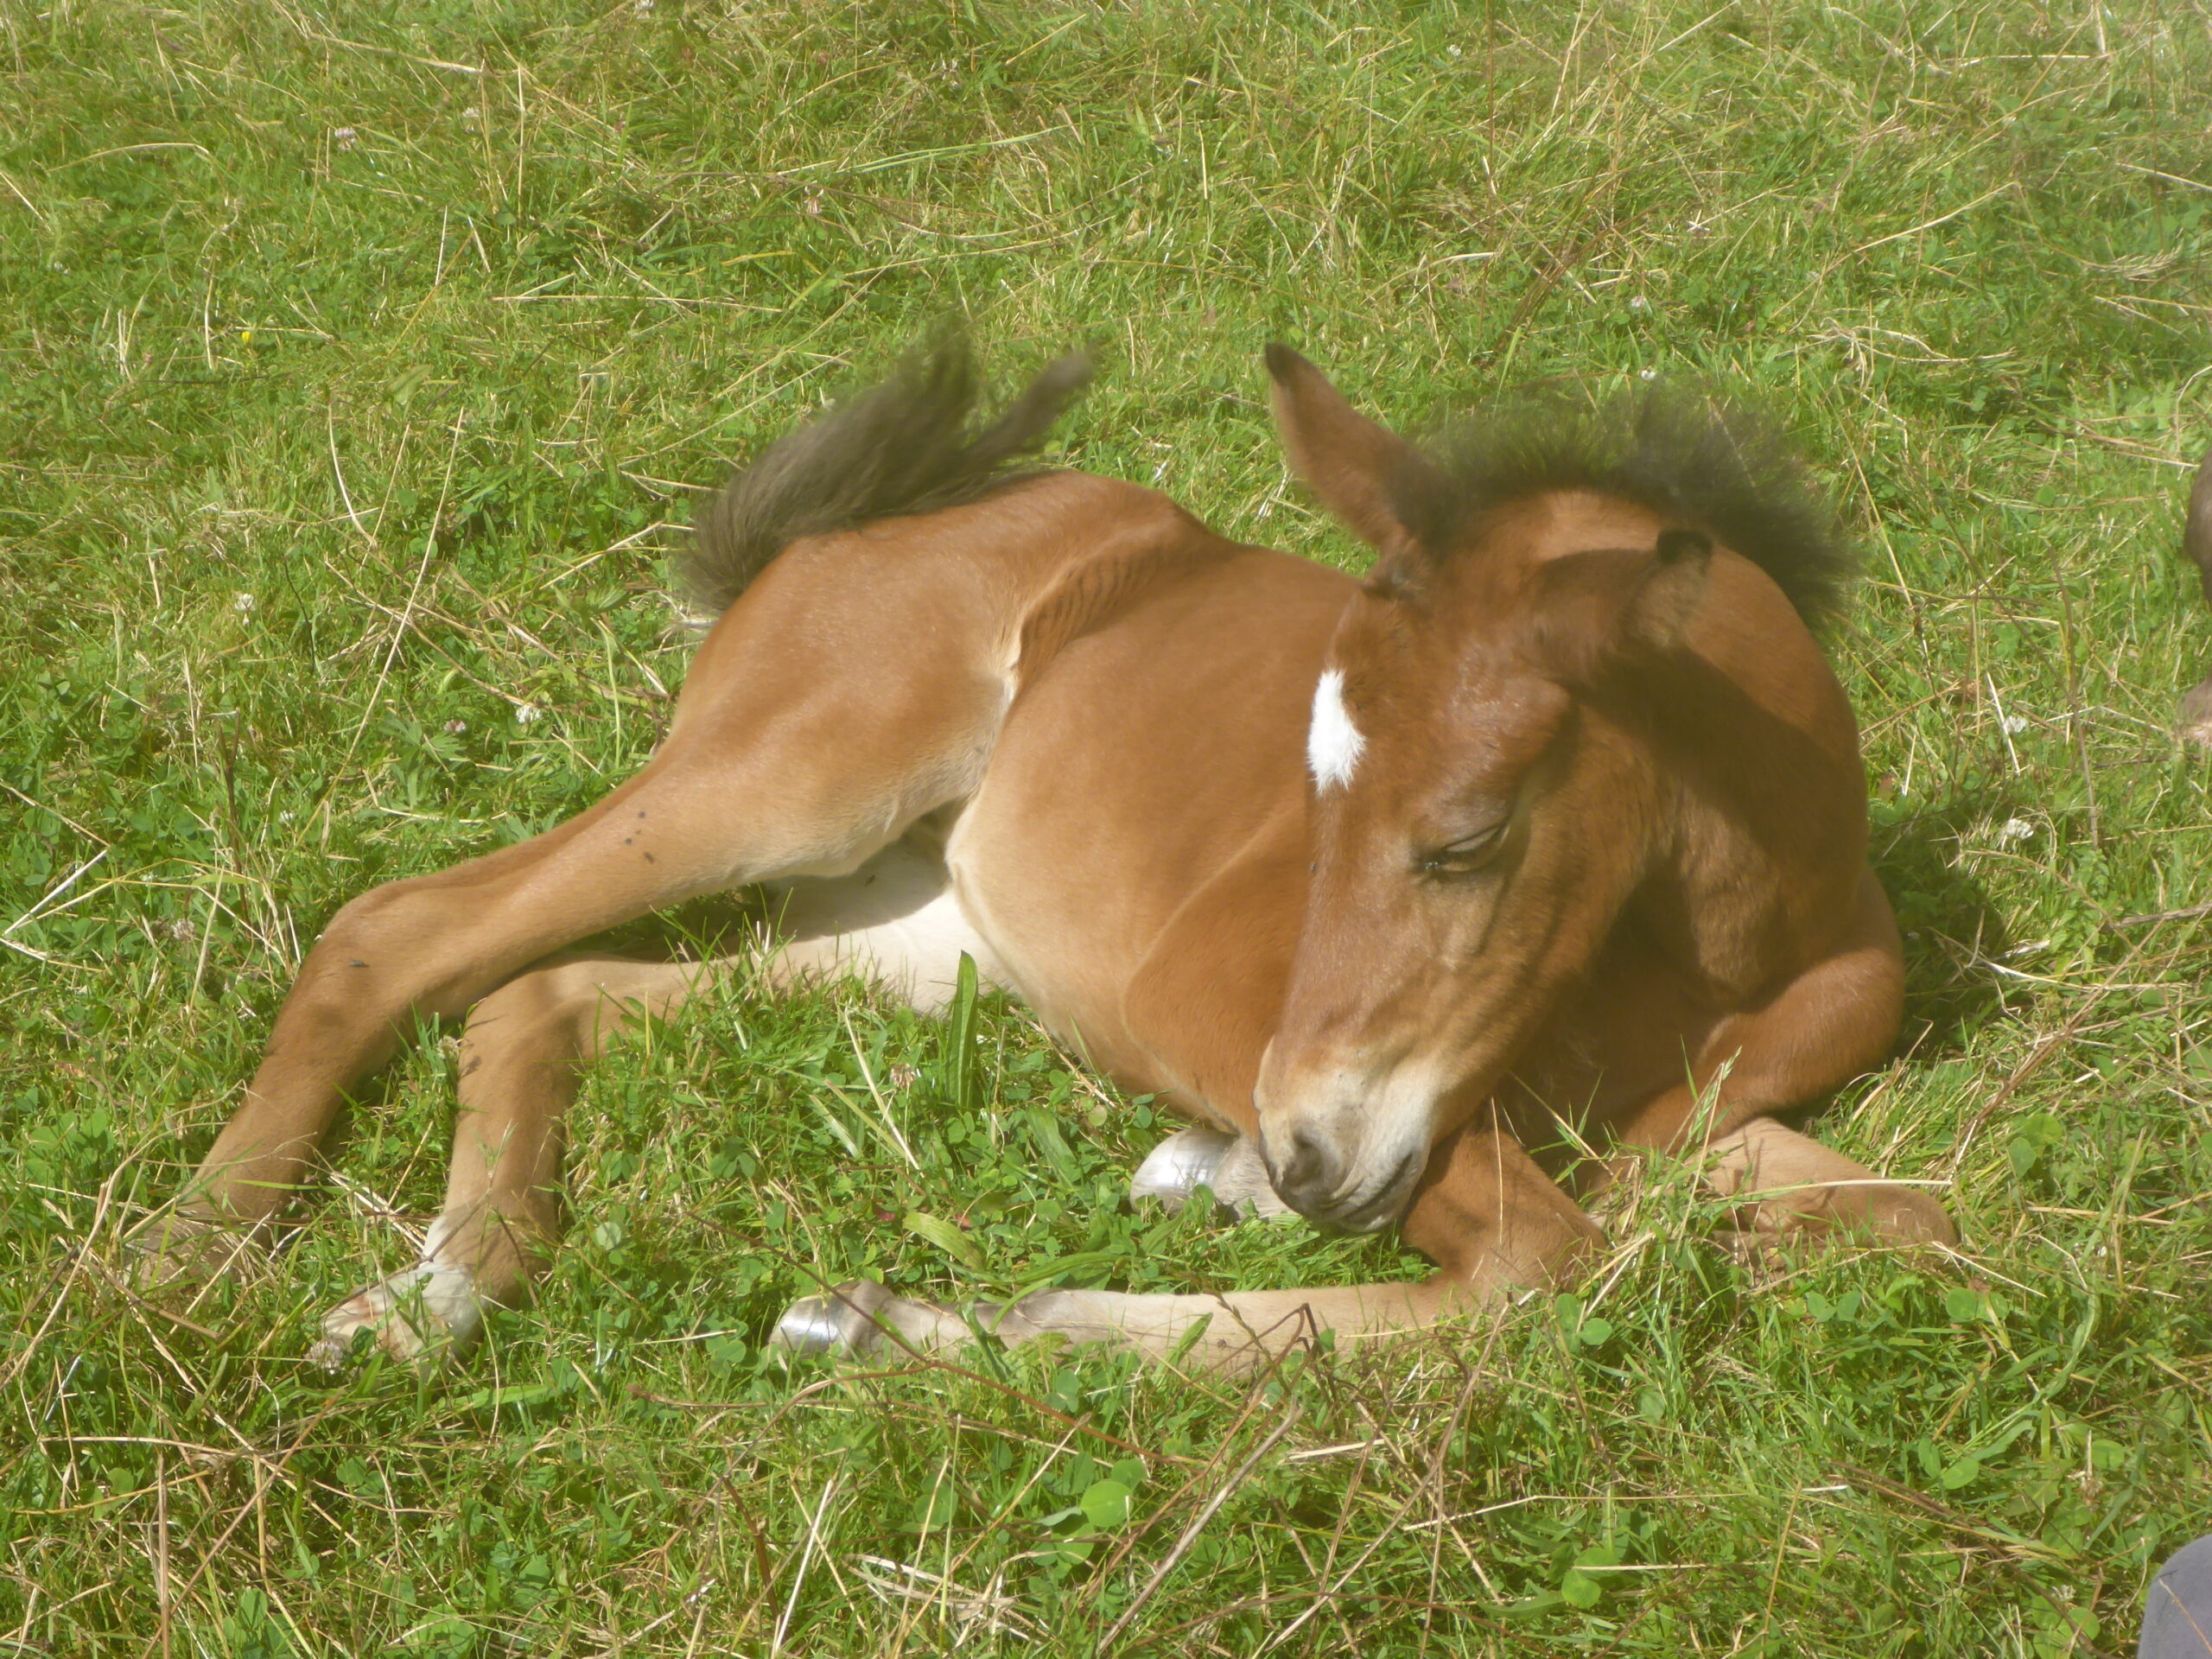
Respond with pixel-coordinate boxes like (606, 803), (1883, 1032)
(1529, 529), (1714, 683)
(1632, 527), (1716, 646)
(1264, 345), (1452, 568)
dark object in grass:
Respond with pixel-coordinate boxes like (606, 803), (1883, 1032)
(132, 335), (1957, 1375)
(2141, 1534), (2212, 1657)
(2179, 446), (2212, 747)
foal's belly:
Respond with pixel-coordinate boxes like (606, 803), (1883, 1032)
(950, 547), (1349, 1095)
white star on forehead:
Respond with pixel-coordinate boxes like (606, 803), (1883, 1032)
(1307, 668), (1365, 791)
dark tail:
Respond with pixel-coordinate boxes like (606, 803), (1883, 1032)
(683, 332), (1090, 614)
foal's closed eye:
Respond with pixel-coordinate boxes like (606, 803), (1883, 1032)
(1417, 819), (1512, 876)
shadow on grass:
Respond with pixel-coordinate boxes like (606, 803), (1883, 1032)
(1872, 788), (2020, 1060)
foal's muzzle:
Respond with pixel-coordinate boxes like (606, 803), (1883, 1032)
(1263, 1128), (1422, 1236)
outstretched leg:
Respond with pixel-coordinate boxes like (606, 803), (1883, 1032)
(152, 757), (757, 1259)
(314, 840), (1003, 1365)
(310, 951), (710, 1366)
(141, 524), (1024, 1279)
(777, 1109), (1602, 1374)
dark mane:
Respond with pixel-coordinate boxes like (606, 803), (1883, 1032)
(1407, 382), (1857, 630)
(683, 333), (1090, 613)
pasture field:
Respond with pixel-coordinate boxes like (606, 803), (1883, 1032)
(3, 1), (2209, 1652)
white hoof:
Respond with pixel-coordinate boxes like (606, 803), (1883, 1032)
(1129, 1128), (1236, 1211)
(310, 1261), (483, 1370)
(772, 1279), (899, 1357)
(1129, 1128), (1294, 1219)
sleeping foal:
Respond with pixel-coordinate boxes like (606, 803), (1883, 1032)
(139, 340), (1955, 1371)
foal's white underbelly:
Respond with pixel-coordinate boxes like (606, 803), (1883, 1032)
(760, 833), (1007, 1016)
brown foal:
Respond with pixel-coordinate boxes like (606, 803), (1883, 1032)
(140, 339), (1956, 1371)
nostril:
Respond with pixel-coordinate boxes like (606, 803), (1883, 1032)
(1278, 1128), (1338, 1198)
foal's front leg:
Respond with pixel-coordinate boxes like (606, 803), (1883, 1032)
(1606, 869), (1955, 1246)
(777, 1111), (1603, 1373)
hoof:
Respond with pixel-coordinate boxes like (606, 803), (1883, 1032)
(1719, 1183), (1959, 1264)
(126, 1213), (257, 1294)
(1129, 1128), (1237, 1211)
(305, 1329), (374, 1372)
(311, 1262), (483, 1372)
(1852, 1187), (1960, 1249)
(1743, 1185), (1959, 1249)
(1130, 1128), (1296, 1220)
(773, 1278), (898, 1357)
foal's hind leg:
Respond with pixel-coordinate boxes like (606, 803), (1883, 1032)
(142, 533), (1017, 1281)
(315, 840), (1001, 1366)
(312, 951), (715, 1366)
(136, 760), (749, 1284)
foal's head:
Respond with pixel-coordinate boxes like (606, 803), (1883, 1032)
(1252, 347), (1853, 1232)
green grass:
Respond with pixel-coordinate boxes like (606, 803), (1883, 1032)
(2, 0), (2208, 1652)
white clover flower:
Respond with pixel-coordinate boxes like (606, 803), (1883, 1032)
(232, 591), (256, 612)
(1996, 817), (2036, 845)
(1638, 367), (1657, 382)
(515, 702), (541, 725)
(333, 127), (358, 149)
(461, 107), (481, 125)
(2000, 715), (2028, 734)
(1628, 295), (1648, 311)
